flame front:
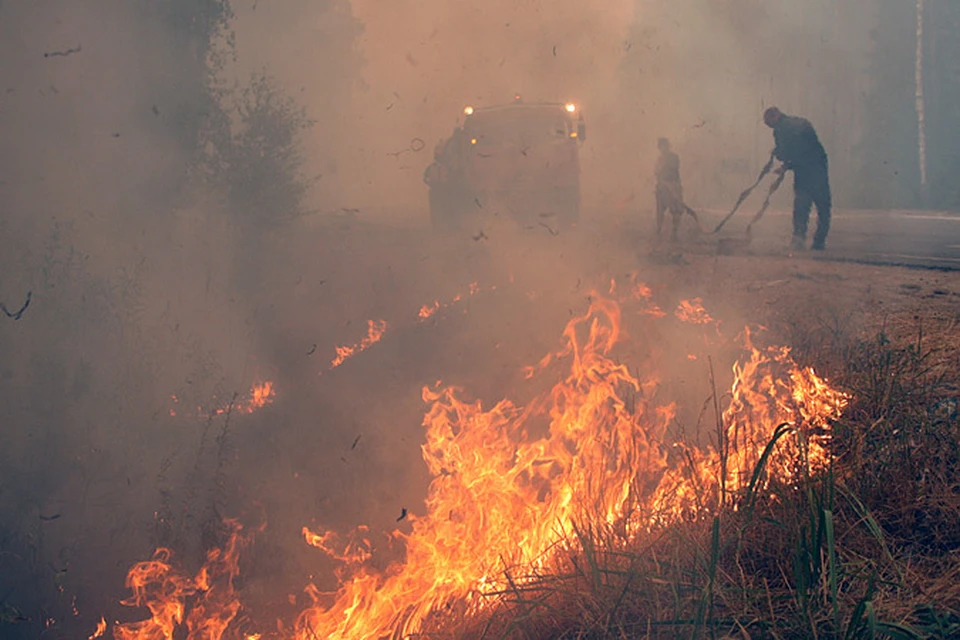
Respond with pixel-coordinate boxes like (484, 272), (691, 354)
(88, 617), (107, 639)
(330, 320), (388, 369)
(418, 281), (488, 321)
(108, 290), (848, 639)
(651, 332), (847, 521)
(297, 296), (665, 639)
(112, 520), (249, 640)
(293, 295), (847, 639)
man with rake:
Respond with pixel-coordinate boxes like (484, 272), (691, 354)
(763, 106), (832, 251)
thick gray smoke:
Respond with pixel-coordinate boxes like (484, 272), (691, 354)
(234, 0), (937, 219)
(1, 0), (952, 637)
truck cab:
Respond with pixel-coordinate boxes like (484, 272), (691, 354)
(425, 96), (586, 229)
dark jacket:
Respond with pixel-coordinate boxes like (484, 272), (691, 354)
(655, 150), (681, 185)
(772, 115), (827, 172)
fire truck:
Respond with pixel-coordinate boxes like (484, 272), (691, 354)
(424, 95), (586, 229)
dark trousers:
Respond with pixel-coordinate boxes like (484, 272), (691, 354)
(793, 164), (831, 247)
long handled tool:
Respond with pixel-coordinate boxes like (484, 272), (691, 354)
(712, 153), (775, 233)
(744, 169), (786, 237)
(683, 203), (703, 232)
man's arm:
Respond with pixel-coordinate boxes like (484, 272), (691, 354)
(772, 128), (794, 171)
(799, 121), (827, 163)
(772, 129), (785, 162)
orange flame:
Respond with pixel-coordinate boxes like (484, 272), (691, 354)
(243, 381), (275, 413)
(614, 274), (665, 317)
(169, 382), (275, 418)
(650, 334), (847, 521)
(88, 617), (106, 639)
(330, 320), (388, 369)
(675, 297), (715, 325)
(418, 301), (440, 319)
(112, 520), (250, 640)
(290, 295), (846, 639)
(110, 293), (847, 640)
(302, 525), (374, 568)
(417, 281), (489, 322)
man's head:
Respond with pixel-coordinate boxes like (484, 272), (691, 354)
(763, 106), (783, 128)
(657, 137), (670, 152)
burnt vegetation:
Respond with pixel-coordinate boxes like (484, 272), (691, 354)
(409, 315), (960, 640)
(3, 1), (960, 639)
(201, 72), (316, 229)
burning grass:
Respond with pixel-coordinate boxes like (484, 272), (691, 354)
(98, 282), (960, 640)
(15, 254), (954, 640)
(408, 320), (960, 640)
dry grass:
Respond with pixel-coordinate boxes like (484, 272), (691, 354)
(410, 313), (960, 640)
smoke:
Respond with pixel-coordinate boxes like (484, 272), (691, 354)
(230, 0), (634, 218)
(0, 0), (929, 636)
(0, 0), (272, 631)
(232, 0), (884, 221)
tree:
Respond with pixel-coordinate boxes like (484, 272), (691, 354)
(214, 73), (316, 229)
(924, 0), (960, 209)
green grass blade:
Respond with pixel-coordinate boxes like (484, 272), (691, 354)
(744, 422), (796, 518)
(825, 509), (840, 629)
(874, 621), (924, 640)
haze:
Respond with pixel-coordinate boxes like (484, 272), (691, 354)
(1, 0), (957, 637)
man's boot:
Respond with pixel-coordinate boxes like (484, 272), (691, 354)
(811, 230), (827, 251)
(790, 235), (806, 251)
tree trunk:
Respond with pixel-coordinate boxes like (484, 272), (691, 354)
(915, 0), (928, 195)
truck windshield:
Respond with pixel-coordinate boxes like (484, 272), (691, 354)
(464, 110), (568, 147)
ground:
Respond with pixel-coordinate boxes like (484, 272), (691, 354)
(3, 212), (960, 639)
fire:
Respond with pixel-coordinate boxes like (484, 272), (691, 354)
(418, 301), (440, 319)
(675, 297), (715, 325)
(302, 525), (375, 568)
(239, 381), (275, 414)
(296, 296), (660, 639)
(88, 617), (107, 639)
(168, 381), (275, 418)
(650, 333), (848, 521)
(613, 274), (665, 317)
(108, 290), (847, 639)
(330, 319), (388, 368)
(111, 520), (250, 640)
(417, 281), (488, 322)
(331, 282), (490, 372)
(290, 295), (846, 639)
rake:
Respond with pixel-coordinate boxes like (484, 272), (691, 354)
(712, 153), (775, 234)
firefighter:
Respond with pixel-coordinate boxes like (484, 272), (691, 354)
(763, 106), (831, 251)
(654, 137), (699, 242)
